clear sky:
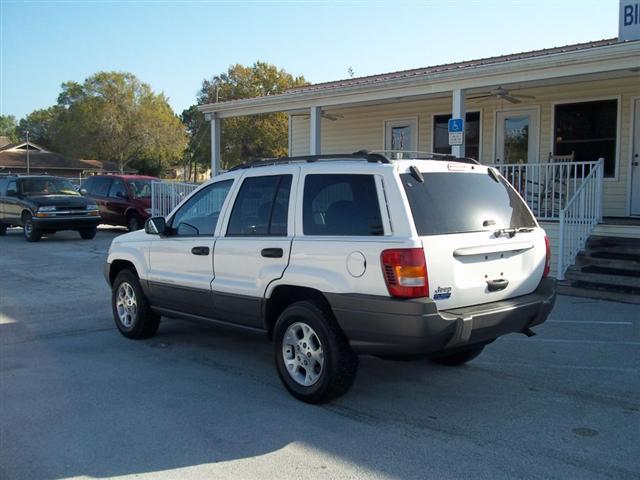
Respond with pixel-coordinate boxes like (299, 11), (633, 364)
(0, 0), (619, 120)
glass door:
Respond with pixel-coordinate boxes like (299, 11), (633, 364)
(495, 109), (538, 165)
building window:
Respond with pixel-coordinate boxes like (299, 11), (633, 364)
(554, 99), (617, 177)
(433, 112), (480, 160)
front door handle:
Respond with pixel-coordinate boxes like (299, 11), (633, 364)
(261, 247), (283, 258)
(486, 278), (509, 292)
(191, 246), (210, 256)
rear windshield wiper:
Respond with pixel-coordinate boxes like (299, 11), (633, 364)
(494, 227), (535, 238)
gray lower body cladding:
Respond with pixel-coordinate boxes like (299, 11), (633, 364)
(326, 278), (556, 355)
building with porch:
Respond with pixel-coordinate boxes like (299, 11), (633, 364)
(199, 37), (640, 300)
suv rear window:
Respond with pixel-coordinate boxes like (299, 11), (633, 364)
(303, 174), (383, 236)
(401, 171), (536, 236)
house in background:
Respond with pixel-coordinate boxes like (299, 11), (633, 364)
(199, 35), (640, 300)
(0, 141), (131, 184)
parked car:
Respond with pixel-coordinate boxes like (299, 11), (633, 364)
(104, 152), (556, 403)
(0, 175), (101, 242)
(81, 174), (158, 231)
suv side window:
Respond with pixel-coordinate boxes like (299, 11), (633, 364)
(7, 180), (18, 196)
(226, 175), (292, 237)
(0, 178), (8, 195)
(93, 177), (112, 197)
(170, 180), (233, 236)
(303, 174), (383, 236)
(81, 177), (94, 193)
(108, 179), (127, 198)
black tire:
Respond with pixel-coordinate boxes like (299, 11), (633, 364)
(127, 214), (143, 232)
(0, 223), (6, 236)
(274, 300), (358, 404)
(429, 344), (486, 366)
(79, 227), (97, 240)
(111, 269), (160, 339)
(22, 213), (41, 242)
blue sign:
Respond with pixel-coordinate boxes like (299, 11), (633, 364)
(448, 118), (464, 133)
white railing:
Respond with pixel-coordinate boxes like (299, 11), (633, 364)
(557, 159), (604, 280)
(488, 161), (600, 220)
(151, 181), (199, 217)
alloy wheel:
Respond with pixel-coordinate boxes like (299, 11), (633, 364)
(116, 282), (138, 328)
(282, 322), (324, 386)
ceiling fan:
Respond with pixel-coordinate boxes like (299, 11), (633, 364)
(467, 86), (536, 104)
(289, 110), (344, 121)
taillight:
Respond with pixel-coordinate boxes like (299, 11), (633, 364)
(543, 235), (551, 278)
(381, 248), (428, 298)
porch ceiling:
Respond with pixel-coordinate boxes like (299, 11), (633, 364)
(199, 40), (640, 119)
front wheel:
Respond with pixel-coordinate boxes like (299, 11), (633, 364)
(112, 269), (160, 339)
(22, 214), (41, 242)
(274, 300), (358, 404)
(79, 227), (97, 240)
(0, 223), (7, 235)
(429, 344), (486, 366)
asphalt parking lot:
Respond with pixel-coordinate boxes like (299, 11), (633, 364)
(1, 228), (639, 479)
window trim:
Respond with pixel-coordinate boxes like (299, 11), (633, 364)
(626, 95), (640, 217)
(300, 172), (386, 237)
(491, 104), (541, 167)
(166, 179), (235, 238)
(550, 95), (621, 182)
(430, 109), (483, 161)
(382, 116), (419, 153)
(225, 174), (293, 238)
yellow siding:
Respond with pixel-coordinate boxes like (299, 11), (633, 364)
(539, 221), (560, 276)
(291, 76), (640, 216)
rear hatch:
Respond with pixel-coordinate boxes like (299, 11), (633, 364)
(400, 163), (547, 309)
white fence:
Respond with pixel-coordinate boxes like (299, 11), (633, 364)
(488, 161), (600, 220)
(151, 181), (199, 217)
(557, 160), (604, 280)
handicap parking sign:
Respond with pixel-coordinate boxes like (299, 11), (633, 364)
(448, 118), (464, 146)
(448, 118), (464, 133)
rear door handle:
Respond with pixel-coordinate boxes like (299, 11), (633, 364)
(191, 246), (210, 256)
(261, 247), (283, 258)
(486, 278), (509, 292)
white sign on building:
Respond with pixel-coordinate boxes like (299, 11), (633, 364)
(620, 0), (640, 42)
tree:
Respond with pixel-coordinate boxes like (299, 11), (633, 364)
(0, 115), (18, 142)
(191, 62), (307, 170)
(15, 107), (60, 148)
(50, 72), (187, 175)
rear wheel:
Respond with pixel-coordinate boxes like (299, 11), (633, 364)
(127, 214), (143, 232)
(0, 223), (6, 235)
(274, 300), (358, 403)
(429, 344), (486, 366)
(22, 213), (41, 242)
(79, 227), (97, 240)
(112, 269), (160, 339)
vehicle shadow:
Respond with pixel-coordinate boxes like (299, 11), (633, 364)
(1, 312), (635, 479)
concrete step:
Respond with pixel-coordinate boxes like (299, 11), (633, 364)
(569, 263), (640, 278)
(575, 254), (640, 270)
(583, 249), (640, 263)
(586, 235), (640, 249)
(557, 283), (640, 304)
(564, 269), (640, 289)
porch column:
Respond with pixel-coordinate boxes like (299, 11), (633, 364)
(310, 106), (321, 155)
(210, 114), (221, 177)
(451, 88), (465, 158)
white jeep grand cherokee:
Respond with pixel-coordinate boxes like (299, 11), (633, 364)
(104, 151), (556, 403)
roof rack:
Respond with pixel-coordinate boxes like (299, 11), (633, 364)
(229, 150), (391, 171)
(229, 149), (479, 171)
(371, 150), (479, 165)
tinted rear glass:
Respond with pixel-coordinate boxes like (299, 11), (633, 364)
(401, 171), (536, 236)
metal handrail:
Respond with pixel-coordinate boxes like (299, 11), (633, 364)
(557, 159), (604, 280)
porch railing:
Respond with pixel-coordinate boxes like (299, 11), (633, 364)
(557, 159), (604, 280)
(488, 161), (600, 221)
(151, 181), (199, 217)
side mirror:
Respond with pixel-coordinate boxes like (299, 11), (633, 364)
(116, 191), (129, 199)
(79, 188), (88, 195)
(145, 216), (166, 235)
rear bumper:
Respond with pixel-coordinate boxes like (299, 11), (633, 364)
(326, 277), (556, 355)
(32, 216), (101, 231)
